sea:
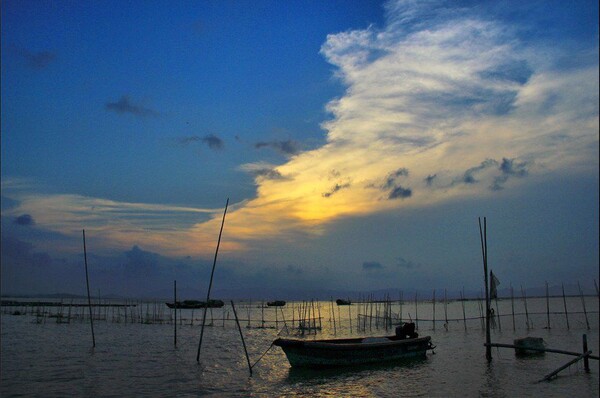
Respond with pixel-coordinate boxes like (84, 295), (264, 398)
(1, 296), (598, 397)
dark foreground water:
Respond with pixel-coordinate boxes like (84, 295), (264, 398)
(2, 297), (598, 397)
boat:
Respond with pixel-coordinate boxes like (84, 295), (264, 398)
(274, 323), (434, 367)
(165, 299), (224, 309)
(267, 300), (286, 307)
(336, 299), (351, 306)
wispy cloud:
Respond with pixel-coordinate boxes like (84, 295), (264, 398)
(177, 134), (224, 150)
(12, 46), (56, 69)
(255, 140), (301, 156)
(362, 261), (384, 270)
(105, 96), (158, 117)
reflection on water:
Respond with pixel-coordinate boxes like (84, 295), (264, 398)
(1, 297), (598, 397)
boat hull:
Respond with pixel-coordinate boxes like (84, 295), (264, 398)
(274, 336), (432, 368)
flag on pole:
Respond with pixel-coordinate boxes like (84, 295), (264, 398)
(490, 271), (500, 299)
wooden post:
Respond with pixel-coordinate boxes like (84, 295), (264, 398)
(562, 284), (570, 330)
(348, 301), (352, 333)
(444, 289), (448, 329)
(479, 217), (491, 361)
(82, 230), (96, 348)
(174, 280), (177, 347)
(460, 289), (467, 331)
(415, 291), (419, 331)
(578, 281), (590, 330)
(510, 285), (515, 331)
(231, 301), (252, 376)
(545, 281), (551, 329)
(196, 198), (229, 363)
(583, 334), (590, 372)
(521, 286), (530, 329)
(432, 289), (436, 330)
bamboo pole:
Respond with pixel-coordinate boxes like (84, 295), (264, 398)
(538, 351), (593, 382)
(231, 301), (252, 376)
(82, 230), (96, 348)
(432, 289), (436, 330)
(174, 280), (177, 347)
(196, 198), (229, 363)
(521, 286), (530, 329)
(578, 281), (590, 330)
(561, 283), (570, 330)
(546, 281), (551, 329)
(479, 217), (491, 361)
(510, 285), (515, 331)
(415, 291), (418, 331)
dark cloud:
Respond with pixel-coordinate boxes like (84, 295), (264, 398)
(14, 214), (35, 226)
(388, 185), (412, 199)
(463, 159), (498, 184)
(105, 96), (158, 117)
(250, 168), (287, 180)
(362, 261), (384, 270)
(13, 47), (56, 69)
(492, 157), (531, 190)
(322, 182), (351, 198)
(377, 168), (412, 200)
(383, 168), (409, 189)
(176, 134), (224, 150)
(255, 140), (300, 155)
(396, 257), (417, 269)
(424, 174), (437, 186)
(201, 134), (224, 150)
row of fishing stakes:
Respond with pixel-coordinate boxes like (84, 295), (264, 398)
(479, 217), (599, 382)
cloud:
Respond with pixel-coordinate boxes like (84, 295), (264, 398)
(396, 257), (417, 269)
(362, 261), (384, 270)
(462, 159), (499, 185)
(14, 214), (35, 226)
(322, 182), (351, 198)
(238, 162), (289, 181)
(388, 186), (412, 199)
(424, 174), (437, 186)
(255, 140), (300, 155)
(492, 157), (531, 190)
(176, 134), (224, 150)
(13, 47), (56, 69)
(105, 96), (158, 117)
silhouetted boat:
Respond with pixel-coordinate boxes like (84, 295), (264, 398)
(336, 299), (351, 305)
(267, 300), (286, 307)
(273, 335), (433, 368)
(165, 299), (224, 309)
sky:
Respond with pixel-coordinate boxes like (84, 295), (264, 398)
(1, 0), (598, 299)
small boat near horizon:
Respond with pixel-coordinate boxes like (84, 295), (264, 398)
(267, 300), (286, 307)
(274, 323), (434, 368)
(336, 299), (351, 306)
(165, 299), (224, 309)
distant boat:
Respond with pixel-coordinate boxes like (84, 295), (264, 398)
(165, 299), (224, 309)
(274, 322), (434, 367)
(267, 300), (286, 307)
(336, 299), (351, 306)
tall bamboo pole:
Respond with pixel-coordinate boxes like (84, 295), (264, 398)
(82, 230), (95, 348)
(196, 198), (229, 362)
(479, 217), (491, 361)
(174, 280), (177, 347)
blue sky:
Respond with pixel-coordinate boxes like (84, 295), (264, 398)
(2, 0), (598, 298)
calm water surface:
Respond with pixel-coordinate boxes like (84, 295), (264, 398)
(2, 297), (598, 397)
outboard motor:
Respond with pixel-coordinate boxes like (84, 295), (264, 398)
(395, 322), (418, 339)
